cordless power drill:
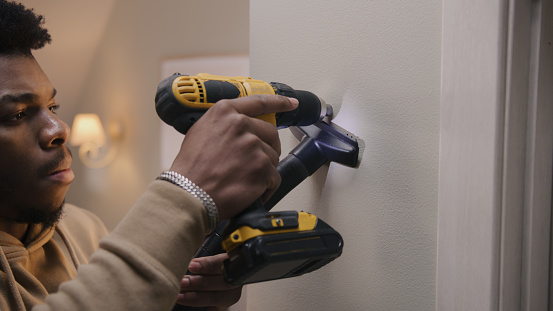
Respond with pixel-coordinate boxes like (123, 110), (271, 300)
(155, 73), (333, 134)
(155, 73), (343, 286)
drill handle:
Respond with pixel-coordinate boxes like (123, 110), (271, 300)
(264, 153), (311, 209)
(193, 139), (326, 255)
(190, 222), (227, 259)
(173, 137), (324, 311)
(188, 197), (265, 260)
(264, 134), (329, 209)
(173, 200), (264, 311)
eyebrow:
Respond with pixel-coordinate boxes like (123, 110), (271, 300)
(0, 88), (57, 105)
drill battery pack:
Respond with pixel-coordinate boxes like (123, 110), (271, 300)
(221, 210), (343, 285)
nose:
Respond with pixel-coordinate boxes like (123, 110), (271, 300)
(39, 111), (71, 149)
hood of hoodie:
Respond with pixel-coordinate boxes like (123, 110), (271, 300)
(1, 223), (55, 258)
(0, 223), (79, 311)
(0, 204), (108, 311)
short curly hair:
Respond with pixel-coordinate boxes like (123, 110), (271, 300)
(0, 0), (51, 56)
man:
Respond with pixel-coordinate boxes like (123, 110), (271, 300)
(0, 1), (297, 310)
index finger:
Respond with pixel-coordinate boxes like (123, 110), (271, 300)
(220, 94), (298, 118)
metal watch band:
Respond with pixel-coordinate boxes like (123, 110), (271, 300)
(156, 170), (219, 232)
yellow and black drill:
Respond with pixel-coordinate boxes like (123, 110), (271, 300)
(155, 73), (355, 286)
(156, 73), (360, 311)
(155, 73), (333, 134)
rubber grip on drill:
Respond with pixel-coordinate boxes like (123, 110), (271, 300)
(193, 223), (227, 258)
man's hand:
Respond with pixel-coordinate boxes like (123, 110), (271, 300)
(169, 95), (298, 219)
(177, 254), (242, 311)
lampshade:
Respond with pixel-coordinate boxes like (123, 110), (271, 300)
(70, 113), (107, 146)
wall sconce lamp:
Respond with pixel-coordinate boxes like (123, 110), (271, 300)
(70, 113), (122, 169)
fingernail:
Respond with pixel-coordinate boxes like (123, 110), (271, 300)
(288, 97), (299, 107)
(181, 276), (190, 288)
(188, 261), (201, 273)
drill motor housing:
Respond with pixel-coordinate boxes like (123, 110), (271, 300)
(155, 73), (331, 135)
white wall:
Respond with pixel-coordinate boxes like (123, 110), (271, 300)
(248, 1), (441, 310)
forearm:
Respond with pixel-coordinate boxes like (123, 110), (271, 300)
(33, 180), (209, 311)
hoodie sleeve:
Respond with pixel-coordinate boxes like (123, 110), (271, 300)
(32, 180), (210, 311)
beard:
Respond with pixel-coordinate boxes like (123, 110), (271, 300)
(14, 200), (66, 228)
(0, 147), (71, 228)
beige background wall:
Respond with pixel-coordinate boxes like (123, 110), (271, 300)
(247, 1), (441, 310)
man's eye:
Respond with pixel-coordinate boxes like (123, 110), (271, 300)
(4, 111), (27, 122)
(49, 105), (60, 113)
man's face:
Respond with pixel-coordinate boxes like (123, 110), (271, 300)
(0, 55), (73, 225)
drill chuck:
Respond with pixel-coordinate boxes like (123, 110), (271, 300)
(155, 73), (331, 134)
(269, 82), (331, 129)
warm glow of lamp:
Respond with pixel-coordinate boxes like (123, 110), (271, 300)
(70, 113), (106, 146)
(70, 113), (118, 169)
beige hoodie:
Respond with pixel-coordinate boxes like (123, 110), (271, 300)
(0, 204), (108, 310)
(0, 180), (208, 311)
